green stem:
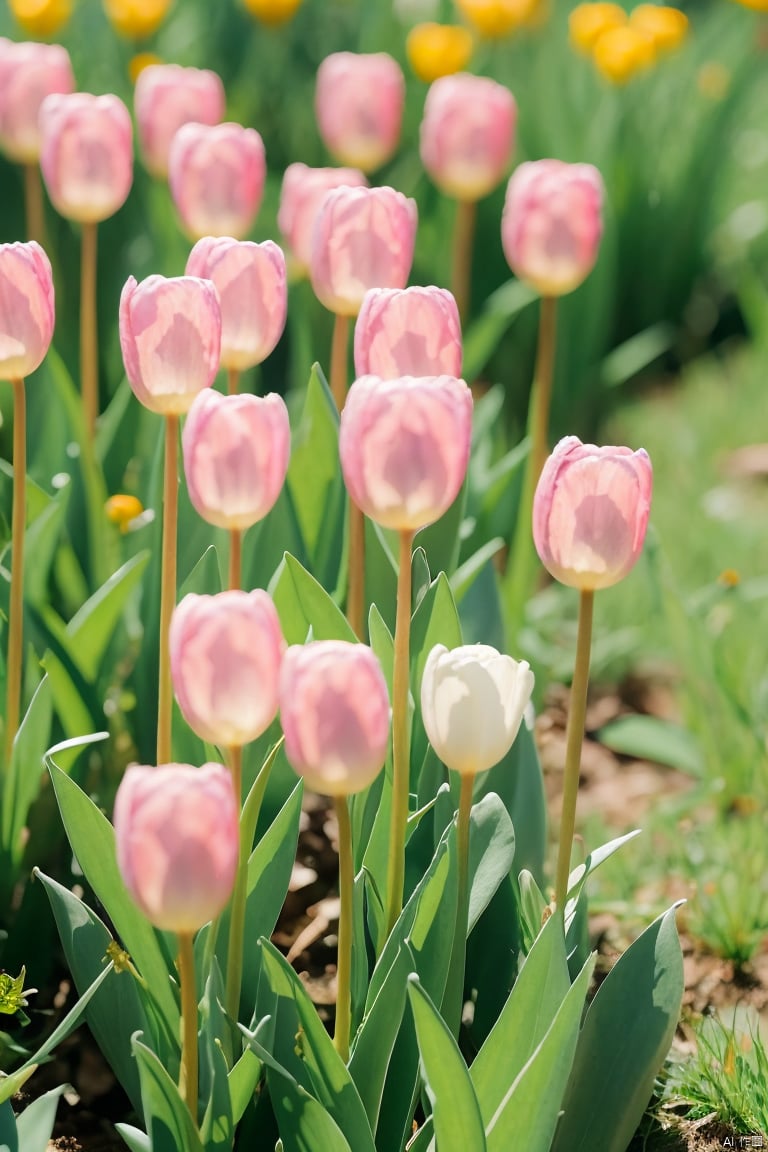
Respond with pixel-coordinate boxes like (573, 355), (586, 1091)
(177, 931), (199, 1124)
(224, 743), (246, 1024)
(157, 414), (179, 765)
(229, 527), (242, 591)
(451, 199), (476, 324)
(333, 794), (353, 1063)
(23, 163), (45, 247)
(80, 221), (99, 438)
(329, 311), (349, 412)
(227, 366), (240, 396)
(554, 588), (594, 915)
(384, 530), (414, 940)
(347, 501), (365, 640)
(3, 378), (26, 773)
(444, 771), (474, 1035)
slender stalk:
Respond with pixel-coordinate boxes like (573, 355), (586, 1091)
(451, 199), (476, 323)
(530, 295), (557, 483)
(224, 743), (246, 1025)
(347, 501), (365, 640)
(177, 931), (199, 1124)
(3, 378), (26, 773)
(384, 530), (414, 940)
(80, 221), (99, 437)
(456, 772), (474, 947)
(229, 527), (242, 592)
(554, 589), (594, 914)
(444, 771), (475, 1035)
(227, 367), (240, 396)
(157, 414), (179, 765)
(329, 311), (349, 412)
(333, 794), (353, 1063)
(23, 163), (45, 247)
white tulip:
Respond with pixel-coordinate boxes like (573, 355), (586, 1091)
(420, 643), (535, 776)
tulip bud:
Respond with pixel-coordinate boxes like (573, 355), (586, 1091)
(339, 374), (472, 532)
(119, 274), (221, 415)
(182, 389), (290, 530)
(405, 23), (474, 83)
(456, 0), (540, 37)
(278, 163), (368, 276)
(533, 436), (653, 591)
(39, 93), (133, 224)
(242, 0), (304, 24)
(310, 185), (417, 317)
(104, 0), (172, 38)
(501, 159), (604, 296)
(354, 286), (462, 379)
(592, 25), (655, 83)
(315, 51), (404, 172)
(420, 643), (534, 776)
(170, 591), (285, 747)
(114, 762), (239, 933)
(629, 5), (688, 53)
(0, 41), (74, 164)
(0, 241), (55, 381)
(134, 64), (225, 180)
(168, 122), (266, 240)
(8, 0), (71, 37)
(279, 641), (390, 796)
(569, 3), (628, 53)
(185, 238), (287, 371)
(420, 74), (517, 202)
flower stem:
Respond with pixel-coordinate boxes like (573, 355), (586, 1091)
(3, 378), (26, 774)
(554, 588), (594, 914)
(347, 501), (365, 640)
(224, 743), (246, 1025)
(157, 414), (179, 765)
(384, 530), (414, 940)
(333, 794), (353, 1063)
(451, 199), (476, 323)
(329, 311), (349, 412)
(80, 221), (99, 438)
(227, 367), (239, 396)
(444, 771), (474, 1035)
(177, 931), (198, 1124)
(23, 163), (45, 247)
(229, 527), (242, 592)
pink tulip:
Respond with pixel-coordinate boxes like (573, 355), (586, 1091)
(315, 51), (404, 172)
(119, 275), (221, 415)
(39, 93), (133, 224)
(114, 762), (239, 933)
(182, 389), (290, 530)
(0, 41), (74, 164)
(185, 237), (287, 371)
(339, 374), (472, 531)
(279, 640), (390, 796)
(170, 591), (285, 747)
(168, 122), (266, 240)
(533, 436), (652, 591)
(310, 185), (417, 317)
(278, 163), (368, 275)
(354, 286), (462, 379)
(0, 241), (55, 380)
(420, 74), (517, 202)
(134, 63), (225, 179)
(502, 160), (604, 296)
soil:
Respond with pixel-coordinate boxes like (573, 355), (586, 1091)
(10, 678), (765, 1151)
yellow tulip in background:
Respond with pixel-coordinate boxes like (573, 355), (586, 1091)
(593, 24), (656, 83)
(8, 0), (72, 36)
(406, 22), (474, 82)
(103, 0), (172, 38)
(569, 2), (627, 53)
(570, 1), (688, 83)
(241, 0), (304, 25)
(630, 4), (688, 52)
(455, 0), (541, 38)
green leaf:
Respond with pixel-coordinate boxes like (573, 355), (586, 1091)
(47, 761), (179, 1036)
(2, 677), (52, 867)
(14, 1085), (68, 1152)
(367, 605), (394, 698)
(199, 968), (234, 1152)
(476, 724), (547, 886)
(597, 714), (703, 776)
(23, 487), (69, 607)
(416, 480), (467, 579)
(265, 1070), (353, 1152)
(66, 551), (150, 680)
(462, 280), (537, 382)
(0, 1098), (18, 1152)
(271, 552), (356, 644)
(564, 830), (642, 936)
(113, 1123), (151, 1152)
(410, 573), (463, 771)
(551, 905), (685, 1152)
(408, 977), (486, 1152)
(228, 1047), (262, 1126)
(132, 1036), (204, 1152)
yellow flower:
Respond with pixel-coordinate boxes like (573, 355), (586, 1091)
(241, 0), (304, 25)
(729, 0), (768, 10)
(630, 4), (688, 52)
(456, 0), (541, 38)
(593, 24), (655, 83)
(103, 0), (172, 39)
(106, 494), (145, 533)
(9, 0), (72, 37)
(406, 22), (474, 82)
(569, 2), (627, 54)
(129, 51), (163, 83)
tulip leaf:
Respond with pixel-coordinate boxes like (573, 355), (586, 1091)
(65, 551), (151, 680)
(228, 1046), (263, 1125)
(417, 478), (468, 580)
(597, 714), (704, 777)
(113, 1123), (151, 1152)
(47, 762), (180, 1036)
(199, 968), (234, 1152)
(266, 1068), (353, 1152)
(132, 1036), (205, 1152)
(367, 603), (394, 696)
(457, 558), (505, 651)
(35, 870), (147, 1112)
(462, 279), (538, 383)
(407, 977), (487, 1152)
(364, 520), (399, 634)
(476, 723), (547, 886)
(0, 1099), (18, 1152)
(23, 486), (69, 607)
(271, 552), (356, 644)
(550, 905), (684, 1152)
(244, 484), (308, 591)
(13, 1085), (68, 1152)
(2, 675), (52, 868)
(411, 547), (431, 614)
(410, 572), (463, 771)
